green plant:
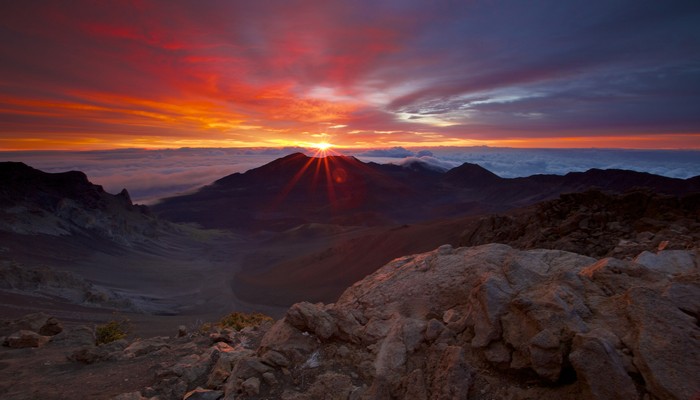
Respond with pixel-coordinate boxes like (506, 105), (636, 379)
(217, 312), (273, 331)
(95, 320), (129, 345)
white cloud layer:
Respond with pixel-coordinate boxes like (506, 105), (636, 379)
(2, 147), (699, 204)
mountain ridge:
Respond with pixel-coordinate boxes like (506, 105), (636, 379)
(153, 153), (700, 231)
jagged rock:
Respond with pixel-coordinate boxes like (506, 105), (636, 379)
(569, 331), (638, 400)
(261, 349), (290, 367)
(183, 387), (224, 400)
(286, 302), (337, 339)
(124, 337), (170, 357)
(459, 190), (700, 259)
(206, 345), (254, 389)
(209, 329), (235, 344)
(68, 346), (111, 364)
(241, 376), (260, 396)
(38, 317), (63, 336)
(52, 325), (95, 347)
(634, 250), (698, 275)
(6, 330), (50, 348)
(403, 369), (428, 400)
(178, 325), (188, 338)
(259, 320), (317, 363)
(429, 346), (472, 399)
(424, 319), (444, 342)
(282, 372), (354, 400)
(624, 287), (700, 400)
(0, 312), (52, 334)
(261, 371), (278, 386)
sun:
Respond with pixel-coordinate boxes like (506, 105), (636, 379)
(308, 142), (336, 157)
(311, 142), (333, 151)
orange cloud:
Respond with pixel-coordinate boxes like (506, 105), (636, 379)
(1, 2), (698, 150)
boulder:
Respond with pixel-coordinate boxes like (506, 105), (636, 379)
(6, 330), (50, 348)
(38, 317), (63, 336)
(244, 244), (699, 399)
(623, 287), (700, 399)
(51, 325), (95, 347)
(569, 331), (638, 400)
(124, 337), (169, 357)
(241, 376), (260, 396)
(634, 250), (698, 275)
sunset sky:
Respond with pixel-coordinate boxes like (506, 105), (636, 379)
(1, 1), (699, 150)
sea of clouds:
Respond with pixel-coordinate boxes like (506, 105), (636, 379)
(2, 147), (699, 204)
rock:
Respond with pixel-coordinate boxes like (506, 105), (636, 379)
(168, 352), (215, 385)
(177, 325), (188, 338)
(241, 376), (260, 396)
(458, 190), (700, 259)
(634, 250), (697, 275)
(286, 302), (337, 340)
(424, 319), (444, 342)
(262, 371), (278, 386)
(10, 312), (51, 332)
(38, 317), (63, 336)
(261, 349), (290, 367)
(183, 387), (224, 400)
(6, 330), (50, 348)
(281, 373), (354, 400)
(483, 341), (510, 369)
(206, 346), (254, 389)
(430, 346), (472, 400)
(124, 337), (169, 357)
(528, 329), (564, 382)
(51, 325), (95, 347)
(624, 287), (700, 400)
(403, 369), (428, 400)
(569, 331), (637, 400)
(209, 330), (234, 344)
(373, 317), (408, 380)
(259, 320), (317, 364)
(68, 346), (110, 364)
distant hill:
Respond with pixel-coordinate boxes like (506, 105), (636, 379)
(152, 152), (700, 231)
(0, 161), (157, 241)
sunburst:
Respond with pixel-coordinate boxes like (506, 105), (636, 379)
(311, 142), (333, 152)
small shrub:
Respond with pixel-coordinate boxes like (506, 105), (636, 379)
(217, 312), (273, 331)
(95, 320), (129, 345)
(199, 322), (213, 334)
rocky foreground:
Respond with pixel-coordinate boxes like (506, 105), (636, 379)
(2, 243), (699, 400)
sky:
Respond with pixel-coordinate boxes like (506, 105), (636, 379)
(3, 147), (698, 203)
(1, 1), (699, 150)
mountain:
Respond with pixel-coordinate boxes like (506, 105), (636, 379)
(152, 153), (700, 231)
(0, 161), (154, 241)
(153, 153), (443, 231)
(0, 162), (271, 320)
